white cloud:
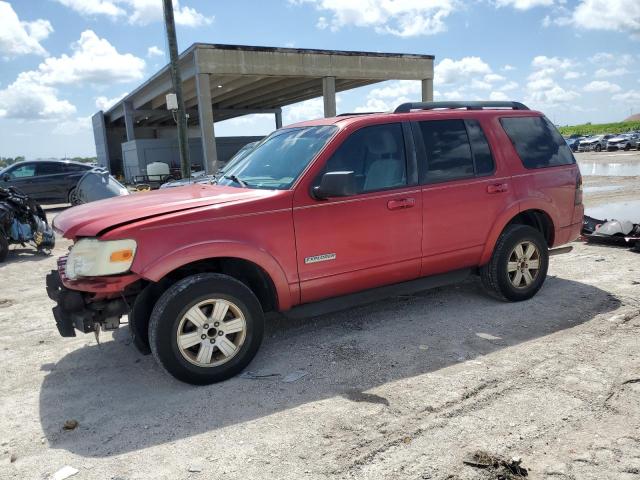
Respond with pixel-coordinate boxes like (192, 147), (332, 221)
(290, 0), (458, 37)
(471, 79), (492, 90)
(494, 0), (554, 10)
(52, 116), (92, 135)
(583, 80), (622, 93)
(484, 73), (506, 83)
(0, 1), (53, 57)
(147, 45), (164, 57)
(55, 0), (125, 17)
(499, 81), (519, 91)
(589, 52), (634, 66)
(594, 67), (629, 78)
(531, 55), (574, 70)
(489, 91), (509, 101)
(55, 0), (213, 27)
(0, 30), (143, 121)
(284, 96), (343, 122)
(612, 90), (640, 102)
(435, 56), (492, 85)
(564, 71), (583, 80)
(355, 80), (420, 112)
(525, 55), (580, 107)
(95, 92), (128, 110)
(502, 64), (516, 71)
(35, 30), (145, 85)
(572, 0), (640, 38)
(0, 74), (76, 120)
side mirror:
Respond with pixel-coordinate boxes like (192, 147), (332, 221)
(313, 171), (356, 199)
(1, 173), (9, 181)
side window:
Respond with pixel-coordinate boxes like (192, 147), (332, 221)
(8, 163), (36, 178)
(500, 116), (575, 169)
(464, 120), (495, 175)
(37, 163), (65, 176)
(323, 123), (407, 193)
(65, 163), (90, 173)
(416, 119), (474, 183)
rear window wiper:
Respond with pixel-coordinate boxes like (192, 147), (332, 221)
(223, 174), (249, 188)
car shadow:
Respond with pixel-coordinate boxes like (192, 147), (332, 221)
(39, 276), (620, 457)
(2, 247), (54, 264)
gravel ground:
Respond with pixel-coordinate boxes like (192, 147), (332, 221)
(1, 156), (639, 480)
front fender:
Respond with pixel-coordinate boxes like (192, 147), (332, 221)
(133, 240), (294, 311)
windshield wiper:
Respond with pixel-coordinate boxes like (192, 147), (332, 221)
(223, 174), (248, 188)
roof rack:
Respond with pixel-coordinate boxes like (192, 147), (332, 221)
(393, 101), (529, 113)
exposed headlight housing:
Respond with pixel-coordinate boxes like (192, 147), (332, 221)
(66, 238), (137, 280)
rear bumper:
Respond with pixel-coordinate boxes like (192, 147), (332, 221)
(555, 221), (583, 247)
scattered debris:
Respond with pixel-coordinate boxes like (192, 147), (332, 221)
(343, 390), (390, 406)
(50, 465), (79, 480)
(582, 215), (640, 252)
(418, 345), (429, 350)
(9, 453), (16, 463)
(63, 419), (79, 431)
(282, 370), (309, 383)
(238, 371), (280, 380)
(463, 450), (528, 478)
(476, 333), (502, 341)
(187, 465), (203, 473)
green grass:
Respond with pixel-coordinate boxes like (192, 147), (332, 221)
(558, 121), (640, 137)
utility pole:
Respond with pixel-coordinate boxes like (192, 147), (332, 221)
(163, 0), (190, 179)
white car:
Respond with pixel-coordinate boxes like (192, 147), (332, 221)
(606, 133), (638, 151)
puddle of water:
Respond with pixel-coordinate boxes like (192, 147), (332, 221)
(583, 185), (623, 193)
(578, 161), (640, 177)
(585, 199), (640, 223)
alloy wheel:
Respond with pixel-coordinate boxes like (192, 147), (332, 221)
(507, 241), (541, 289)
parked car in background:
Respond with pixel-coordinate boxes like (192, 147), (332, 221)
(47, 100), (583, 385)
(0, 160), (92, 204)
(607, 133), (639, 151)
(578, 134), (614, 152)
(565, 137), (580, 152)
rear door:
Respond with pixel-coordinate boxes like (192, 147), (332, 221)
(293, 122), (422, 303)
(34, 162), (69, 202)
(413, 118), (514, 274)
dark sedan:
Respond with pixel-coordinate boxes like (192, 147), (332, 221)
(0, 160), (92, 204)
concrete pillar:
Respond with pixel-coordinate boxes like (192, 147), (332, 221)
(196, 73), (219, 173)
(322, 76), (336, 117)
(123, 101), (136, 141)
(275, 108), (283, 129)
(421, 78), (434, 102)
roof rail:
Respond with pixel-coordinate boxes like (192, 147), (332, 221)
(336, 111), (381, 117)
(393, 101), (529, 113)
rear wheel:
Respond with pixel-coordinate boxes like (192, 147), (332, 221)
(0, 232), (8, 263)
(595, 144), (602, 152)
(68, 188), (81, 206)
(149, 273), (264, 385)
(480, 224), (549, 302)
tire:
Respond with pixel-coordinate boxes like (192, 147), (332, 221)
(68, 188), (80, 206)
(0, 232), (8, 263)
(480, 224), (549, 302)
(149, 273), (264, 385)
(624, 144), (630, 151)
(595, 144), (601, 152)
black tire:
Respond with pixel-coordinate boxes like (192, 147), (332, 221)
(68, 188), (80, 206)
(595, 144), (602, 152)
(624, 144), (630, 151)
(0, 232), (8, 263)
(480, 224), (549, 302)
(149, 273), (264, 385)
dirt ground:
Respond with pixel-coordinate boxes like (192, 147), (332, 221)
(1, 153), (639, 480)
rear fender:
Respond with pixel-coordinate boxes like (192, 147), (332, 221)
(479, 201), (558, 265)
(134, 240), (294, 310)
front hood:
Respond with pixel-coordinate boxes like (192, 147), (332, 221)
(53, 184), (277, 239)
(608, 137), (626, 142)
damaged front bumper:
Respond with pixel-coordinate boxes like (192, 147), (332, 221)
(45, 256), (141, 337)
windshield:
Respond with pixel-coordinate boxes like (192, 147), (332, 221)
(216, 126), (337, 190)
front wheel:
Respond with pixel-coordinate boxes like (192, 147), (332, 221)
(480, 224), (549, 302)
(595, 144), (602, 152)
(68, 188), (81, 206)
(149, 273), (264, 385)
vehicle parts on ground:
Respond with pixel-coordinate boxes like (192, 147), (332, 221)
(0, 186), (55, 262)
(582, 215), (640, 250)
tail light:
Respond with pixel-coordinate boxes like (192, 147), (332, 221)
(575, 169), (583, 205)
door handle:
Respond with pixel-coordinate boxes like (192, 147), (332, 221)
(387, 198), (415, 210)
(487, 183), (508, 194)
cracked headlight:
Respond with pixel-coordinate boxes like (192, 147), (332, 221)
(66, 238), (137, 280)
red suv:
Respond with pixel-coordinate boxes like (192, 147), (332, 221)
(46, 101), (584, 385)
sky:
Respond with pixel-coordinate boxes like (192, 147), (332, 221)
(0, 0), (639, 159)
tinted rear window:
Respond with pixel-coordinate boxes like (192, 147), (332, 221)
(500, 116), (575, 169)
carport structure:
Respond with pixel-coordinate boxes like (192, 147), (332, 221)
(93, 43), (434, 176)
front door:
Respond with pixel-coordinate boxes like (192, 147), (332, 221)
(293, 122), (422, 304)
(3, 162), (39, 198)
